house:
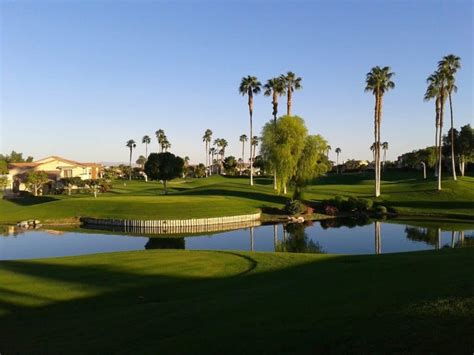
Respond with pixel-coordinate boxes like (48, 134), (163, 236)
(6, 156), (103, 193)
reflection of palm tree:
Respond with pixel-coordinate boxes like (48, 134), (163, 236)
(374, 220), (381, 254)
(405, 226), (439, 247)
(250, 227), (255, 252)
(273, 224), (278, 251)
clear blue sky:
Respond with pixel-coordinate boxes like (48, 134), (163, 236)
(1, 0), (472, 164)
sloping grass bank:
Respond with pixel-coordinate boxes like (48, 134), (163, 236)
(0, 248), (473, 353)
(0, 172), (472, 224)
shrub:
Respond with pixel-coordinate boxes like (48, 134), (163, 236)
(355, 198), (373, 211)
(285, 200), (307, 216)
(324, 205), (339, 216)
(374, 205), (388, 215)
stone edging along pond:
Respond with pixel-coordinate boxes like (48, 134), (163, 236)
(80, 212), (262, 229)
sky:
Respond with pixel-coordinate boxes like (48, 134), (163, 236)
(0, 0), (472, 165)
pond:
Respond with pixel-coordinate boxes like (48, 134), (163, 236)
(1, 218), (472, 260)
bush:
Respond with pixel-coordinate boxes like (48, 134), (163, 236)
(285, 200), (307, 216)
(324, 205), (339, 216)
(355, 198), (373, 211)
(374, 205), (388, 215)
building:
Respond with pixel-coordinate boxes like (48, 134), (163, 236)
(6, 156), (103, 193)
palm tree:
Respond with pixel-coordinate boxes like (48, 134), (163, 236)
(203, 129), (213, 176)
(365, 66), (395, 197)
(424, 72), (442, 178)
(239, 134), (248, 165)
(162, 136), (171, 152)
(125, 139), (136, 181)
(264, 77), (286, 190)
(335, 147), (341, 174)
(155, 129), (165, 152)
(219, 139), (228, 160)
(142, 135), (151, 159)
(251, 136), (259, 161)
(438, 54), (461, 180)
(326, 145), (332, 159)
(280, 71), (302, 116)
(382, 141), (389, 169)
(239, 75), (262, 186)
(370, 143), (376, 162)
(209, 147), (216, 174)
(425, 70), (448, 190)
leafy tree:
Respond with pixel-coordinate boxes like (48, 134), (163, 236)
(193, 163), (207, 178)
(0, 151), (33, 164)
(276, 224), (324, 253)
(25, 171), (49, 196)
(0, 160), (8, 175)
(136, 155), (147, 169)
(144, 152), (184, 194)
(142, 135), (151, 159)
(223, 156), (238, 175)
(365, 66), (395, 197)
(239, 75), (261, 186)
(438, 54), (461, 180)
(261, 115), (307, 194)
(125, 139), (136, 181)
(458, 124), (474, 176)
(280, 72), (302, 116)
(60, 177), (82, 195)
(0, 176), (8, 191)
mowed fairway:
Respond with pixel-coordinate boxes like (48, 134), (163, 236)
(0, 248), (473, 353)
(0, 172), (473, 224)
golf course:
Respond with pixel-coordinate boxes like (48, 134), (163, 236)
(1, 172), (473, 224)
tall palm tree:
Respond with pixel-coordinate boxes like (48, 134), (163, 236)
(239, 134), (248, 163)
(239, 75), (262, 186)
(370, 143), (376, 162)
(125, 139), (136, 181)
(365, 66), (395, 197)
(335, 147), (341, 174)
(264, 77), (286, 190)
(280, 71), (302, 116)
(162, 136), (171, 152)
(203, 129), (213, 176)
(438, 54), (461, 181)
(155, 129), (165, 152)
(219, 139), (228, 160)
(209, 147), (216, 174)
(142, 135), (151, 159)
(326, 145), (332, 159)
(251, 136), (259, 161)
(424, 72), (442, 178)
(382, 142), (388, 170)
(425, 70), (447, 190)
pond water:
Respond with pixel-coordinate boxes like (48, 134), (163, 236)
(1, 219), (472, 260)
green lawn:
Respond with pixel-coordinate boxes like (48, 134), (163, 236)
(0, 172), (473, 224)
(0, 248), (472, 353)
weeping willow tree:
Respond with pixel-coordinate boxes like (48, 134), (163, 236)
(261, 115), (329, 196)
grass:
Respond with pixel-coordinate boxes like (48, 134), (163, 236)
(0, 248), (473, 353)
(0, 172), (473, 224)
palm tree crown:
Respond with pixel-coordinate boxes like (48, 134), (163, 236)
(264, 77), (286, 121)
(280, 71), (302, 116)
(364, 66), (395, 96)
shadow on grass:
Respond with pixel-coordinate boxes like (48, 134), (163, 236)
(174, 188), (289, 205)
(4, 196), (58, 206)
(0, 249), (473, 354)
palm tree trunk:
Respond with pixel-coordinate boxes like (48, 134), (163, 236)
(145, 144), (148, 160)
(249, 96), (254, 186)
(437, 98), (444, 191)
(377, 94), (383, 197)
(373, 94), (379, 197)
(287, 86), (292, 116)
(129, 148), (132, 181)
(273, 116), (278, 190)
(336, 153), (339, 174)
(449, 94), (457, 180)
(434, 99), (440, 177)
(163, 180), (167, 195)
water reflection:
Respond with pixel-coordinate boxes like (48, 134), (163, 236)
(145, 238), (185, 250)
(275, 223), (325, 254)
(375, 220), (381, 254)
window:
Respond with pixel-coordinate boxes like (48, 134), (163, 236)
(64, 169), (73, 178)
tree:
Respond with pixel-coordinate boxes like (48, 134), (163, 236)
(142, 135), (151, 159)
(25, 171), (49, 196)
(335, 147), (342, 174)
(239, 134), (248, 162)
(365, 66), (395, 197)
(370, 143), (376, 162)
(264, 76), (286, 190)
(162, 136), (171, 152)
(438, 54), (461, 180)
(125, 139), (136, 181)
(326, 145), (331, 159)
(223, 156), (238, 175)
(280, 72), (302, 116)
(0, 151), (33, 164)
(458, 124), (474, 176)
(239, 75), (261, 186)
(193, 163), (207, 178)
(209, 147), (216, 174)
(0, 160), (8, 175)
(136, 155), (147, 169)
(261, 115), (307, 194)
(425, 69), (448, 190)
(60, 176), (82, 195)
(155, 129), (165, 152)
(202, 129), (212, 176)
(251, 136), (259, 161)
(0, 176), (8, 191)
(144, 152), (184, 194)
(382, 141), (389, 169)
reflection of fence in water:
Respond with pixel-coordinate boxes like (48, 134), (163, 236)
(81, 214), (261, 235)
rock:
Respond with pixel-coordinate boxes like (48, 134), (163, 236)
(34, 220), (41, 225)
